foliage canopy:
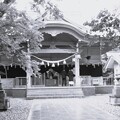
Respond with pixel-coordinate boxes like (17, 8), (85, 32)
(0, 0), (62, 76)
(84, 10), (120, 49)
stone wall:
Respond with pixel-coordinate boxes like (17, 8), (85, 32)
(95, 85), (113, 94)
(1, 78), (26, 97)
(4, 88), (26, 98)
(12, 88), (26, 98)
(4, 89), (13, 96)
(82, 86), (95, 96)
(82, 85), (113, 95)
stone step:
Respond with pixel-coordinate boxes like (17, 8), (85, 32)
(27, 95), (84, 99)
(26, 87), (84, 99)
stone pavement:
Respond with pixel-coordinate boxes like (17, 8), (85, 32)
(28, 98), (120, 120)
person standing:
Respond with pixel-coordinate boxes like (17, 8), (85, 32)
(48, 68), (54, 79)
(68, 69), (74, 86)
(61, 69), (67, 86)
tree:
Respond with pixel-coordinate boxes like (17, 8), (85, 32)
(32, 0), (63, 20)
(0, 0), (63, 76)
(84, 10), (120, 50)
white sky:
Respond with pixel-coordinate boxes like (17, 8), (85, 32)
(13, 0), (120, 25)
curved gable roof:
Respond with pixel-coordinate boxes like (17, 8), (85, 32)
(40, 21), (90, 43)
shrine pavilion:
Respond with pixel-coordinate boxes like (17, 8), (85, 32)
(0, 20), (103, 98)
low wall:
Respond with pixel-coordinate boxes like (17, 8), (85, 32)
(4, 88), (26, 98)
(12, 88), (26, 98)
(1, 78), (14, 89)
(4, 89), (13, 96)
(82, 86), (95, 96)
(82, 85), (114, 95)
(95, 85), (113, 94)
(3, 85), (114, 98)
(5, 87), (96, 97)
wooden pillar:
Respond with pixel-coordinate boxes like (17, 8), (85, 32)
(75, 54), (81, 86)
(75, 42), (81, 86)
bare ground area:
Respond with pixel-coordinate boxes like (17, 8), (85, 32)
(0, 94), (120, 120)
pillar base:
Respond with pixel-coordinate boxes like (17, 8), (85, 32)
(75, 76), (81, 86)
(109, 96), (120, 105)
(110, 85), (120, 105)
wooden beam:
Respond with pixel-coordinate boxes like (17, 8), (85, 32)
(31, 49), (76, 54)
(41, 41), (76, 46)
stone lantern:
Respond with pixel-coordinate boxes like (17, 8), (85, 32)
(0, 75), (10, 110)
(110, 77), (120, 105)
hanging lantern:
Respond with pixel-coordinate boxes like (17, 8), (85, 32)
(57, 62), (59, 66)
(47, 62), (50, 66)
(10, 64), (12, 67)
(72, 58), (75, 62)
(41, 61), (44, 65)
(93, 64), (95, 68)
(63, 60), (66, 64)
(52, 63), (55, 67)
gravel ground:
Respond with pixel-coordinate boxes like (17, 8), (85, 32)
(83, 94), (120, 118)
(0, 94), (120, 120)
(0, 98), (33, 120)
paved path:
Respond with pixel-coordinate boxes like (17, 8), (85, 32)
(28, 98), (120, 120)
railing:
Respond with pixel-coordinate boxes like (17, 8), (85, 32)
(14, 76), (114, 88)
(14, 76), (45, 88)
(103, 77), (114, 85)
(14, 77), (27, 88)
(80, 76), (104, 86)
(31, 74), (45, 87)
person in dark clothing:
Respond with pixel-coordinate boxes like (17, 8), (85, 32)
(47, 68), (54, 79)
(68, 69), (74, 86)
(68, 69), (74, 81)
(61, 69), (67, 86)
